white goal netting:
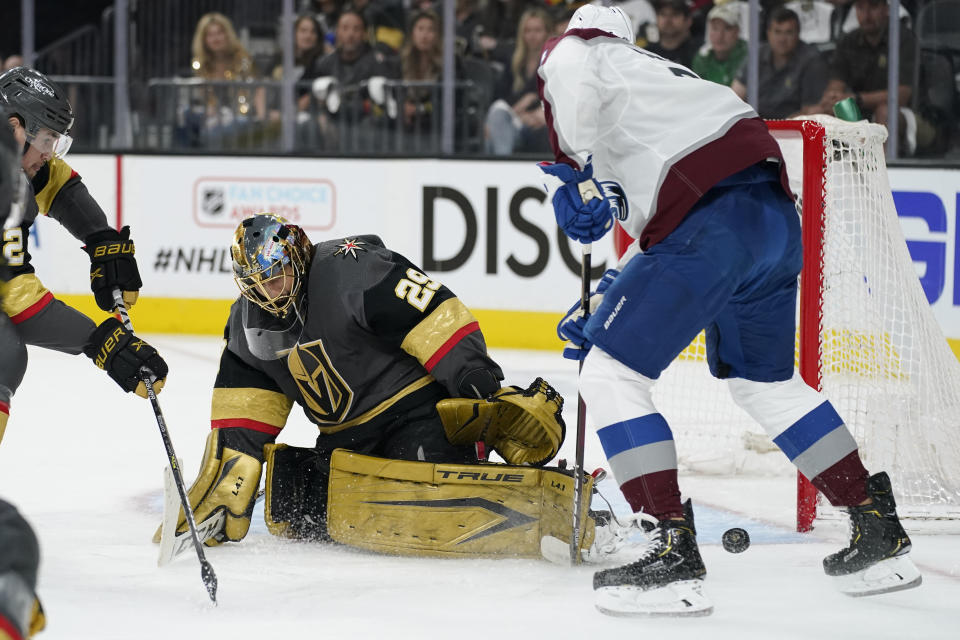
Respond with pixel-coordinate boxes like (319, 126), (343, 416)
(648, 116), (960, 526)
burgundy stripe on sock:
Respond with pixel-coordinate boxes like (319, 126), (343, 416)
(811, 450), (870, 506)
(620, 469), (684, 520)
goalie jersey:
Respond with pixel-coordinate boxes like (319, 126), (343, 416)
(537, 27), (792, 251)
(213, 235), (504, 439)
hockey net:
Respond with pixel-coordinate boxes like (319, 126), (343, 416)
(615, 116), (960, 531)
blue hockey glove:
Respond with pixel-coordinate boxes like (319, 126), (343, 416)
(539, 160), (614, 243)
(557, 269), (619, 361)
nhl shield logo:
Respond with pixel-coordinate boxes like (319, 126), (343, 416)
(202, 188), (225, 216)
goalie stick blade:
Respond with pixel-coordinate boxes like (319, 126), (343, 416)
(541, 535), (581, 565)
(831, 556), (922, 597)
(158, 465), (183, 567)
(595, 580), (714, 617)
(157, 465), (226, 567)
(541, 535), (645, 567)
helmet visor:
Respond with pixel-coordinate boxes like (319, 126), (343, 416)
(27, 127), (72, 159)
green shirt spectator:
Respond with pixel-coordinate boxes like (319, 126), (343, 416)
(691, 2), (746, 87)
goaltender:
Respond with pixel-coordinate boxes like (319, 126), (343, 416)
(160, 213), (610, 558)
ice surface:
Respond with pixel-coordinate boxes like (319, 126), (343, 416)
(1, 336), (957, 639)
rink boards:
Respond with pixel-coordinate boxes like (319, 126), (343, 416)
(25, 154), (960, 357)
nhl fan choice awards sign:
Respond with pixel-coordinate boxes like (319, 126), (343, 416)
(193, 176), (336, 230)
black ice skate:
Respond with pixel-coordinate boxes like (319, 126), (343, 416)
(592, 500), (712, 617)
(823, 472), (922, 596)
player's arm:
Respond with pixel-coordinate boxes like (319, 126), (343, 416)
(537, 39), (616, 242)
(156, 327), (293, 546)
(538, 37), (601, 170)
(38, 160), (142, 311)
(359, 247), (503, 399)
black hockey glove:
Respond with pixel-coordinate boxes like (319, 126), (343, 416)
(83, 226), (142, 312)
(84, 317), (168, 398)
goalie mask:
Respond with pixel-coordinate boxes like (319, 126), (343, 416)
(231, 214), (313, 318)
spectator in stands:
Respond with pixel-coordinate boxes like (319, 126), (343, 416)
(552, 5), (579, 35)
(179, 12), (266, 148)
(475, 0), (543, 64)
(455, 0), (488, 57)
(483, 6), (552, 155)
(731, 7), (828, 118)
(817, 0), (941, 155)
(301, 0), (342, 50)
(272, 14), (327, 112)
(2, 56), (23, 72)
(644, 0), (701, 68)
(691, 1), (747, 86)
(603, 0), (657, 42)
(784, 0), (836, 45)
(308, 9), (397, 89)
(399, 9), (446, 137)
(348, 0), (406, 52)
(304, 9), (398, 150)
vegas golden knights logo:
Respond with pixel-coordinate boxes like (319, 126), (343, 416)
(286, 339), (354, 424)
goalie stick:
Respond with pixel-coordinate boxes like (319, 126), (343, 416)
(158, 465), (265, 566)
(112, 290), (218, 604)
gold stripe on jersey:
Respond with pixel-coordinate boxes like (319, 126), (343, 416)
(400, 298), (478, 367)
(316, 374), (436, 434)
(0, 274), (50, 318)
(34, 157), (75, 215)
(210, 387), (293, 428)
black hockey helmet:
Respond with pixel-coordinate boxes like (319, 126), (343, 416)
(0, 67), (74, 157)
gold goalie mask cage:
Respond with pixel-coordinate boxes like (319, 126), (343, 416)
(231, 214), (313, 317)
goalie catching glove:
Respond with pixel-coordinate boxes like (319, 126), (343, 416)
(153, 427), (273, 546)
(83, 225), (142, 311)
(84, 317), (168, 398)
(437, 377), (565, 466)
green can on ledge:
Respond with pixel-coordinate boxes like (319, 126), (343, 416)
(833, 96), (863, 122)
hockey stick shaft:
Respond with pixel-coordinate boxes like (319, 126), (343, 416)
(570, 243), (591, 564)
(112, 290), (218, 605)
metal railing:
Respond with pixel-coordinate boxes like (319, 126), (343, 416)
(130, 0), (284, 80)
(48, 76), (117, 150)
(134, 77), (490, 154)
(34, 23), (112, 77)
(18, 0), (960, 160)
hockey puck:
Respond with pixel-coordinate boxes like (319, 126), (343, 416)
(721, 527), (750, 553)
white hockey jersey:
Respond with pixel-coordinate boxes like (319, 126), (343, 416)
(537, 25), (791, 250)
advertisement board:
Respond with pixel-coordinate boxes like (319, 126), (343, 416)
(25, 155), (960, 353)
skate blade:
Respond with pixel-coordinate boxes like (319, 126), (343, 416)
(595, 580), (713, 617)
(832, 555), (923, 597)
